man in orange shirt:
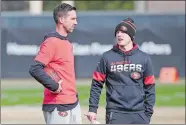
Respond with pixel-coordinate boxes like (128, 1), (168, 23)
(29, 3), (82, 124)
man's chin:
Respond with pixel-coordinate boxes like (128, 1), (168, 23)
(117, 43), (124, 46)
(67, 30), (73, 33)
(69, 29), (74, 33)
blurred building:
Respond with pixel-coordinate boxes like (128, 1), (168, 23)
(146, 1), (185, 13)
(1, 1), (29, 11)
(2, 1), (185, 13)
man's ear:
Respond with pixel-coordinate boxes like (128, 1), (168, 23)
(58, 17), (64, 24)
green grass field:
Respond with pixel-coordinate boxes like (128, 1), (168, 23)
(1, 79), (185, 106)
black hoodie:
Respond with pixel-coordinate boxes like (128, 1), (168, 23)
(89, 43), (155, 120)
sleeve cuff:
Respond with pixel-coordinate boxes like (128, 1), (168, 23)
(50, 82), (59, 91)
(145, 111), (152, 119)
(89, 106), (98, 114)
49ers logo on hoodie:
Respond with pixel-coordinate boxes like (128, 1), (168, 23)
(110, 63), (142, 72)
(130, 71), (141, 80)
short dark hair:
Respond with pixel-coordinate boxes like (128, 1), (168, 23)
(53, 3), (76, 24)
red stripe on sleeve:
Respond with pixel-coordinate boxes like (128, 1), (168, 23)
(144, 75), (155, 85)
(93, 71), (106, 82)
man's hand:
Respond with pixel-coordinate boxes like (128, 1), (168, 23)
(84, 112), (97, 124)
(51, 80), (62, 94)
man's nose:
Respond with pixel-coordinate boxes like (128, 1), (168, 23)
(74, 20), (78, 25)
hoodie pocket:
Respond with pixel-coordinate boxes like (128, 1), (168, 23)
(109, 85), (144, 110)
(106, 112), (114, 124)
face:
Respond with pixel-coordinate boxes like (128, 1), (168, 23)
(116, 30), (132, 46)
(60, 10), (78, 33)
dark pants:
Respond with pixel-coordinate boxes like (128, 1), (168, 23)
(106, 111), (150, 124)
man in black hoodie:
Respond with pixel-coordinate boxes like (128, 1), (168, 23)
(86, 18), (156, 124)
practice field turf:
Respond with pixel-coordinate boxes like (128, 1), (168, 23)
(1, 79), (185, 106)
